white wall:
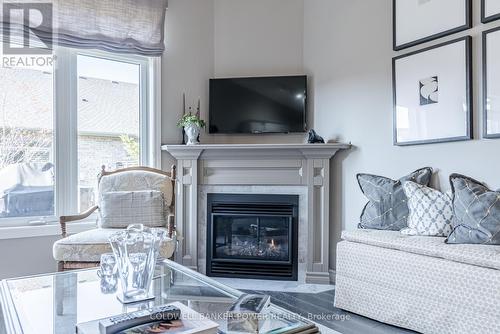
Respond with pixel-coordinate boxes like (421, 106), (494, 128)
(0, 235), (58, 279)
(214, 0), (304, 77)
(161, 0), (307, 157)
(161, 0), (215, 169)
(303, 0), (500, 270)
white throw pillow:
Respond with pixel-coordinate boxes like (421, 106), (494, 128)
(99, 190), (166, 228)
(401, 181), (453, 237)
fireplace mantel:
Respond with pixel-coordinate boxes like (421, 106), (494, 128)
(163, 143), (350, 160)
(162, 143), (350, 284)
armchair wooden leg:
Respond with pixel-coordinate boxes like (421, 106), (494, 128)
(58, 261), (65, 272)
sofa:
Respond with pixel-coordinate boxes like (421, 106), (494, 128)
(334, 229), (500, 334)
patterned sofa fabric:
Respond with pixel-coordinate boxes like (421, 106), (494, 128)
(357, 167), (433, 231)
(342, 229), (500, 271)
(335, 240), (500, 334)
(53, 228), (176, 262)
(446, 174), (500, 245)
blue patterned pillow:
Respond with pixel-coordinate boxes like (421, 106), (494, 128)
(446, 174), (500, 245)
(357, 168), (433, 230)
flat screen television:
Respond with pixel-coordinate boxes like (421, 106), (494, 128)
(209, 75), (307, 134)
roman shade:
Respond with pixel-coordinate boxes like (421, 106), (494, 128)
(1, 0), (167, 56)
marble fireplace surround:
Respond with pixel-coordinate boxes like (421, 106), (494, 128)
(162, 143), (350, 284)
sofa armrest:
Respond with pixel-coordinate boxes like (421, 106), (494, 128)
(59, 205), (98, 238)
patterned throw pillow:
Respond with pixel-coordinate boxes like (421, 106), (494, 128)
(99, 190), (167, 228)
(357, 167), (433, 231)
(446, 174), (500, 245)
(401, 181), (453, 237)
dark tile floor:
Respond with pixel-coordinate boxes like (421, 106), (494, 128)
(242, 288), (418, 334)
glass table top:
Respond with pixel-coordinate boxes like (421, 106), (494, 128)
(1, 260), (315, 334)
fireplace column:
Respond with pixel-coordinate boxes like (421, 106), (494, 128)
(173, 148), (202, 270)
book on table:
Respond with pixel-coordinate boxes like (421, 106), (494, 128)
(76, 301), (218, 334)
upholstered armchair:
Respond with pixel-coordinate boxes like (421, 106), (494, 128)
(53, 166), (177, 271)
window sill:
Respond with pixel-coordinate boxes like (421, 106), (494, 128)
(0, 221), (96, 240)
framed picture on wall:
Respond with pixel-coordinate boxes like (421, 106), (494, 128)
(482, 0), (500, 23)
(392, 36), (472, 146)
(483, 27), (500, 138)
(393, 0), (472, 51)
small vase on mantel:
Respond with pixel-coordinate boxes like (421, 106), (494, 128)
(177, 111), (206, 146)
(184, 124), (201, 145)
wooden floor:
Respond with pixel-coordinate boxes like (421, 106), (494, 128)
(241, 288), (418, 334)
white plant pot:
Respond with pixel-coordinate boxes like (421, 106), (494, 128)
(185, 124), (200, 145)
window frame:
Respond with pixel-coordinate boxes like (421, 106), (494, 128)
(0, 46), (161, 233)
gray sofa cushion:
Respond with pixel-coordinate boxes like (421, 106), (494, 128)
(446, 174), (500, 245)
(357, 167), (433, 230)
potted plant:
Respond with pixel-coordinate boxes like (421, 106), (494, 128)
(177, 113), (206, 145)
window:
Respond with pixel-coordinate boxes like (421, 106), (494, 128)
(0, 65), (55, 220)
(77, 55), (141, 211)
(0, 48), (159, 227)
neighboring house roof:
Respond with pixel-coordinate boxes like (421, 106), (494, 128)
(0, 67), (139, 136)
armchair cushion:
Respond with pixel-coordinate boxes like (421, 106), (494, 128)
(99, 190), (167, 228)
(98, 170), (173, 207)
(53, 228), (175, 262)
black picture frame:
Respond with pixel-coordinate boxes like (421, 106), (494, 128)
(392, 36), (473, 146)
(482, 0), (500, 23)
(483, 26), (500, 139)
(393, 0), (472, 51)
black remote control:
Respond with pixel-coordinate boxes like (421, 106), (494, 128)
(98, 305), (181, 334)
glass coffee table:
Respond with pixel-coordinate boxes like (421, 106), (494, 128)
(1, 260), (319, 333)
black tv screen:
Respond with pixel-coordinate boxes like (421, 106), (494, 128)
(209, 75), (307, 134)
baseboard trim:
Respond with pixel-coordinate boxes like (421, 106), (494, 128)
(305, 271), (331, 284)
(329, 269), (336, 285)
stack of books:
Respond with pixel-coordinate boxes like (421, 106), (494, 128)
(76, 302), (218, 334)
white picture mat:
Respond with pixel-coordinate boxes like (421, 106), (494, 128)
(486, 31), (500, 135)
(395, 0), (467, 47)
(395, 41), (468, 143)
(485, 0), (500, 18)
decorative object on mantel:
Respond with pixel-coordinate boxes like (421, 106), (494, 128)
(393, 0), (471, 51)
(306, 129), (325, 144)
(482, 0), (500, 23)
(177, 101), (206, 146)
(181, 93), (186, 145)
(393, 37), (472, 146)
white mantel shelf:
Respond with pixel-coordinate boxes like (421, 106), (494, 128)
(162, 142), (351, 284)
(162, 143), (351, 159)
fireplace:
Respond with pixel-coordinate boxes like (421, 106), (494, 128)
(206, 193), (298, 280)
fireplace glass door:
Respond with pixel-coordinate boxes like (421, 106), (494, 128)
(207, 193), (298, 280)
(212, 214), (291, 263)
